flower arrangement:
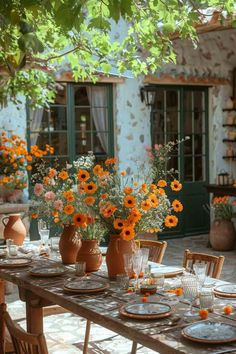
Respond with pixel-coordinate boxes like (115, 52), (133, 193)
(31, 161), (106, 241)
(212, 196), (236, 221)
(0, 131), (53, 191)
(73, 152), (183, 240)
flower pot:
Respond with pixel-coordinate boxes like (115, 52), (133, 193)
(2, 214), (26, 245)
(59, 224), (81, 264)
(76, 240), (102, 272)
(106, 234), (136, 279)
(209, 219), (236, 251)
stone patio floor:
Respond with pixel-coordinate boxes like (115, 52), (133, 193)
(5, 234), (236, 353)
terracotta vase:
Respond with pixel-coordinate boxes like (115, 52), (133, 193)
(59, 224), (81, 264)
(209, 219), (236, 251)
(76, 240), (102, 272)
(2, 214), (26, 245)
(106, 234), (136, 279)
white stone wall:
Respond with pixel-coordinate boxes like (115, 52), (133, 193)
(0, 98), (27, 138)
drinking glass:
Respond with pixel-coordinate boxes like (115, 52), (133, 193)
(151, 272), (165, 291)
(181, 275), (199, 317)
(140, 248), (149, 274)
(193, 263), (207, 289)
(38, 220), (50, 246)
(199, 286), (214, 312)
(132, 251), (143, 289)
(123, 253), (133, 278)
(116, 273), (129, 291)
(75, 261), (86, 276)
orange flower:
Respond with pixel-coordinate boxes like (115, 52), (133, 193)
(129, 208), (142, 223)
(27, 165), (32, 171)
(148, 194), (159, 208)
(114, 218), (125, 230)
(84, 196), (95, 205)
(224, 305), (233, 315)
(175, 288), (183, 296)
(171, 179), (182, 192)
(199, 309), (209, 320)
(105, 157), (117, 165)
(172, 199), (183, 212)
(141, 183), (148, 193)
(58, 170), (69, 180)
(157, 179), (167, 187)
(101, 193), (108, 199)
(142, 296), (148, 302)
(54, 218), (60, 223)
(157, 188), (165, 195)
(124, 187), (133, 194)
(121, 171), (126, 176)
(48, 168), (57, 178)
(77, 169), (90, 182)
(93, 164), (103, 175)
(31, 213), (38, 219)
(43, 176), (50, 185)
(84, 182), (97, 194)
(150, 184), (157, 190)
(164, 215), (178, 228)
(73, 213), (87, 227)
(64, 205), (74, 215)
(19, 157), (25, 164)
(102, 205), (117, 218)
(63, 191), (74, 202)
(121, 226), (135, 241)
(26, 155), (32, 162)
(124, 195), (136, 208)
(141, 199), (152, 211)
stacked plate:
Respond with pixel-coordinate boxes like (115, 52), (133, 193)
(120, 302), (172, 320)
(63, 278), (109, 294)
(214, 284), (236, 298)
(0, 257), (32, 268)
(29, 266), (67, 277)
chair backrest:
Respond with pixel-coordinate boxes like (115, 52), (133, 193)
(182, 249), (225, 279)
(1, 303), (48, 354)
(135, 239), (167, 263)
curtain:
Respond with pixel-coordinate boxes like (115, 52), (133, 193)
(29, 109), (44, 145)
(86, 87), (108, 153)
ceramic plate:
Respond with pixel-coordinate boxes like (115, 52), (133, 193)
(214, 284), (236, 296)
(150, 266), (183, 278)
(30, 266), (67, 277)
(182, 321), (236, 344)
(125, 302), (171, 315)
(0, 257), (32, 268)
(64, 278), (109, 293)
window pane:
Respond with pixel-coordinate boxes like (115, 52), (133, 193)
(184, 91), (192, 111)
(194, 134), (203, 155)
(152, 111), (165, 133)
(74, 86), (90, 106)
(93, 133), (108, 154)
(195, 156), (203, 181)
(54, 84), (67, 105)
(92, 108), (108, 131)
(184, 156), (193, 181)
(167, 156), (179, 173)
(184, 137), (193, 155)
(184, 112), (192, 135)
(75, 132), (92, 154)
(155, 90), (164, 110)
(34, 133), (49, 148)
(153, 134), (164, 145)
(75, 108), (91, 130)
(40, 110), (49, 131)
(51, 133), (68, 155)
(166, 91), (178, 110)
(194, 111), (205, 134)
(194, 91), (204, 112)
(166, 111), (178, 133)
(50, 107), (67, 130)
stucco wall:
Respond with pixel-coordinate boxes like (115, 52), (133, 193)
(0, 98), (26, 138)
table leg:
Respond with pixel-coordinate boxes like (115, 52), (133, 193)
(131, 341), (138, 354)
(26, 302), (43, 334)
(83, 320), (91, 354)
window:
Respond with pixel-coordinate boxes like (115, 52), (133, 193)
(27, 83), (114, 166)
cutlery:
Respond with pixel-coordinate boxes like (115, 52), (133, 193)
(155, 321), (199, 334)
(140, 316), (181, 330)
(212, 348), (236, 354)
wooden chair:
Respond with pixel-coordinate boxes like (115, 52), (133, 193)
(135, 239), (167, 263)
(182, 249), (225, 279)
(1, 303), (48, 354)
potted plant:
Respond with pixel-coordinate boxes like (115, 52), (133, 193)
(209, 196), (236, 251)
(73, 151), (183, 278)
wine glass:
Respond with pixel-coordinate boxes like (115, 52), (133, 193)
(123, 253), (133, 278)
(140, 248), (149, 275)
(132, 251), (143, 290)
(193, 263), (207, 289)
(181, 275), (199, 317)
(38, 220), (50, 247)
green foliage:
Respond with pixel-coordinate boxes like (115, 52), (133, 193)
(0, 0), (235, 107)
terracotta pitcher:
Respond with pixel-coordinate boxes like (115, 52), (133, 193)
(2, 214), (26, 245)
(59, 224), (81, 264)
(76, 240), (102, 272)
(106, 234), (136, 279)
(209, 219), (236, 251)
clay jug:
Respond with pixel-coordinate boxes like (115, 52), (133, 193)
(106, 234), (136, 279)
(2, 214), (26, 245)
(76, 240), (102, 272)
(209, 219), (236, 251)
(59, 224), (81, 264)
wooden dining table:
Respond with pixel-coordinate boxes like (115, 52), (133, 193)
(1, 256), (236, 354)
